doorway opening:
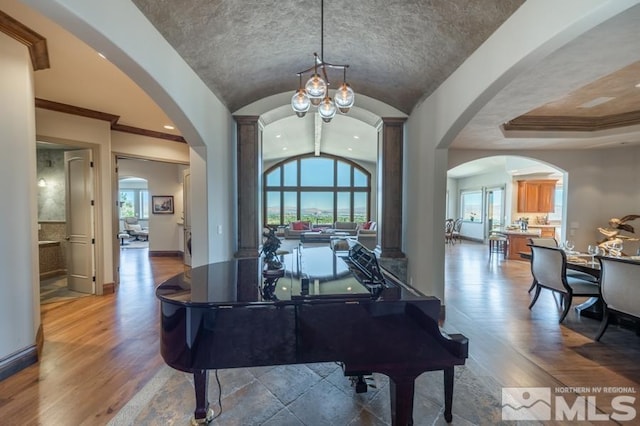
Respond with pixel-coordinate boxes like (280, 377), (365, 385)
(118, 176), (150, 251)
(37, 141), (97, 304)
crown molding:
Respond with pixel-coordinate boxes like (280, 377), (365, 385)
(0, 10), (49, 71)
(35, 98), (186, 143)
(504, 110), (640, 132)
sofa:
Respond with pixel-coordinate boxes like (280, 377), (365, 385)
(283, 221), (312, 239)
(333, 221), (359, 236)
(357, 221), (377, 249)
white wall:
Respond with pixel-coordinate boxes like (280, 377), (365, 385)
(0, 32), (40, 366)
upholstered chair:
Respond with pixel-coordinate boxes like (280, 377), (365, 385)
(595, 256), (640, 341)
(528, 245), (600, 323)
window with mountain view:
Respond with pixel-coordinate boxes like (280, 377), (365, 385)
(264, 155), (370, 226)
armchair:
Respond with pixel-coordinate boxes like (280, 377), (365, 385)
(123, 217), (149, 241)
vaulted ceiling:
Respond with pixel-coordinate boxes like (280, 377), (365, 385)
(4, 0), (640, 174)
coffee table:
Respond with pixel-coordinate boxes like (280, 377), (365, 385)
(301, 231), (349, 243)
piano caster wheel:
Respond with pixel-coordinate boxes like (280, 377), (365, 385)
(190, 408), (214, 425)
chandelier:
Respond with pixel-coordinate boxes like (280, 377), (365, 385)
(291, 0), (355, 123)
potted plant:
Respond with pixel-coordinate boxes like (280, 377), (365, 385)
(469, 212), (477, 222)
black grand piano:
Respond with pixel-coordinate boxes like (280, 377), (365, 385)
(156, 241), (468, 425)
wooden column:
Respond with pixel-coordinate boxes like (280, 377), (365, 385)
(379, 117), (406, 259)
(235, 115), (261, 258)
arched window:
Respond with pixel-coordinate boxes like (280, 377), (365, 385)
(264, 154), (370, 226)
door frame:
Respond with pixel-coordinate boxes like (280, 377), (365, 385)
(35, 137), (103, 295)
(484, 185), (506, 240)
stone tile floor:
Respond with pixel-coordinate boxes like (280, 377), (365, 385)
(111, 358), (504, 425)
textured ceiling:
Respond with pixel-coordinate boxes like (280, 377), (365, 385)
(6, 0), (640, 178)
(131, 0), (524, 114)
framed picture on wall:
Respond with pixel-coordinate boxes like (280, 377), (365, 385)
(152, 195), (174, 214)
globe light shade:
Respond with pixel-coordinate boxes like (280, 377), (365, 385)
(334, 82), (355, 114)
(305, 73), (327, 103)
(318, 96), (337, 123)
(291, 89), (311, 117)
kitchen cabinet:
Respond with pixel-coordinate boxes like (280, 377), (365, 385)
(504, 230), (542, 260)
(528, 225), (556, 238)
(517, 180), (557, 213)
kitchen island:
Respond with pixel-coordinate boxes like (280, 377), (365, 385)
(502, 229), (542, 260)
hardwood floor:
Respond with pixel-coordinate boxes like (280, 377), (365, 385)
(0, 242), (638, 424)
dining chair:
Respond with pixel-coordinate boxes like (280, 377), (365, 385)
(452, 218), (463, 244)
(526, 238), (597, 294)
(528, 245), (600, 323)
(445, 219), (455, 244)
(528, 237), (557, 247)
(488, 231), (508, 259)
(594, 256), (640, 341)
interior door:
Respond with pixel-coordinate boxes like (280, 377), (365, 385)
(65, 149), (95, 294)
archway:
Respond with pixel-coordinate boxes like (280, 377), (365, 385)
(447, 155), (566, 243)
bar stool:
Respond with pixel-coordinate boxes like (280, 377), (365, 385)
(489, 231), (508, 259)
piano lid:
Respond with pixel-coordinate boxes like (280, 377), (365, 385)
(156, 246), (372, 306)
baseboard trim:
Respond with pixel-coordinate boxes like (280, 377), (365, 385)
(0, 345), (38, 381)
(149, 251), (182, 257)
(103, 282), (115, 294)
(36, 323), (44, 359)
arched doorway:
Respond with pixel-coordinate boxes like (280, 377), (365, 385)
(447, 155), (565, 243)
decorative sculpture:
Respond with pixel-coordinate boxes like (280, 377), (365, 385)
(597, 214), (640, 254)
(260, 227), (283, 301)
(260, 226), (282, 270)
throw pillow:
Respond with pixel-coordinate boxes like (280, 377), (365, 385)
(291, 221), (304, 231)
(362, 221), (371, 230)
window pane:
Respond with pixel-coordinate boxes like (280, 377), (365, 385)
(283, 192), (297, 224)
(139, 191), (149, 219)
(354, 169), (367, 187)
(461, 190), (482, 222)
(336, 193), (351, 222)
(300, 192), (333, 224)
(266, 191), (281, 225)
(337, 162), (350, 187)
(120, 191), (135, 218)
(283, 162), (297, 186)
(266, 168), (281, 187)
(300, 158), (334, 186)
(353, 192), (367, 223)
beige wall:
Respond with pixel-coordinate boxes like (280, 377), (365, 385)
(0, 32), (40, 365)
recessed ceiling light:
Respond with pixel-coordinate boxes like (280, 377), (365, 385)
(282, 147), (288, 151)
(353, 135), (359, 139)
(636, 83), (640, 88)
(163, 124), (175, 130)
(98, 52), (106, 59)
(347, 147), (353, 151)
(276, 134), (282, 138)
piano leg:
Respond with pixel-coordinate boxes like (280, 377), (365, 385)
(192, 370), (214, 425)
(444, 367), (454, 423)
(389, 375), (415, 426)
